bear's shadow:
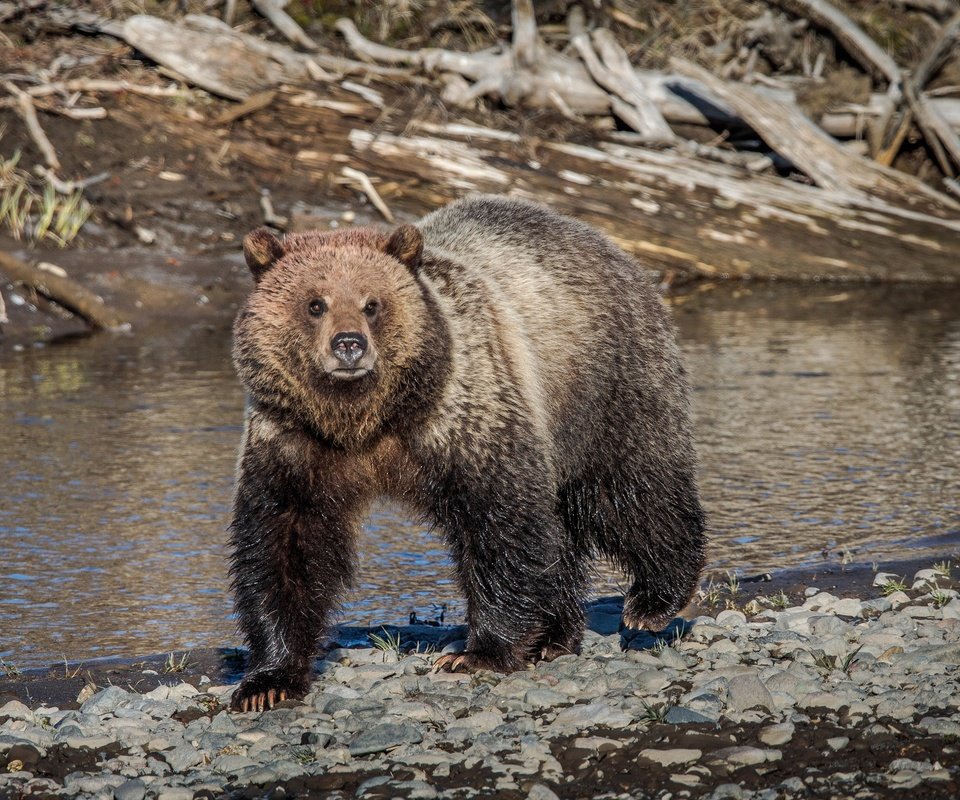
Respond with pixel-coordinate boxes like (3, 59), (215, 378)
(327, 595), (695, 661)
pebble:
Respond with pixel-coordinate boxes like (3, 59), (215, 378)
(758, 722), (794, 746)
(640, 748), (702, 766)
(348, 722), (423, 756)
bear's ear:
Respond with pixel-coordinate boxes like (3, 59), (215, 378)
(384, 224), (423, 273)
(243, 228), (286, 282)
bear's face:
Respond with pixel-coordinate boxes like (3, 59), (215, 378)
(234, 225), (430, 444)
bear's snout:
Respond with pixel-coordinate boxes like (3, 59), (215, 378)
(330, 332), (369, 370)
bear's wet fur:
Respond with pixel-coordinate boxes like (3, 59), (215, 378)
(228, 195), (706, 712)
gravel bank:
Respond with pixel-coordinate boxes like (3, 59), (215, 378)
(2, 569), (959, 799)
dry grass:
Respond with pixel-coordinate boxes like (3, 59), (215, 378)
(0, 139), (91, 247)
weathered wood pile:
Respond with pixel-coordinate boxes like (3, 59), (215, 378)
(5, 0), (960, 281)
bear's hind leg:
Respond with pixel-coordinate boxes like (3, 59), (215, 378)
(561, 466), (706, 632)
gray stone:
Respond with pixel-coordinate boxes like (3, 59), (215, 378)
(114, 778), (147, 800)
(527, 784), (561, 800)
(808, 616), (851, 636)
(716, 610), (747, 628)
(356, 776), (393, 795)
(917, 716), (960, 737)
(640, 748), (702, 766)
(758, 722), (794, 746)
(664, 706), (716, 725)
(80, 686), (131, 716)
(726, 673), (775, 713)
(874, 572), (902, 588)
(892, 643), (960, 671)
(827, 736), (849, 751)
(708, 746), (773, 767)
(0, 701), (34, 722)
(524, 689), (566, 709)
(157, 788), (194, 800)
(163, 744), (203, 772)
(207, 711), (238, 734)
(707, 784), (746, 799)
(348, 722), (423, 756)
(551, 703), (631, 730)
(659, 647), (687, 669)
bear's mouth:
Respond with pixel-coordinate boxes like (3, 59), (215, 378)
(329, 367), (373, 381)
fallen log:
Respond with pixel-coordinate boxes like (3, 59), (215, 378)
(670, 58), (959, 217)
(0, 251), (128, 330)
(125, 85), (960, 282)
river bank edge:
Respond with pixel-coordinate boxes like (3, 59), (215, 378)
(2, 551), (959, 799)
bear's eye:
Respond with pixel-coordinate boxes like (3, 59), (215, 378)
(363, 299), (380, 318)
(307, 299), (326, 317)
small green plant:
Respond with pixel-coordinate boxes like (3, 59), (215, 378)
(163, 651), (191, 674)
(369, 628), (404, 658)
(770, 590), (790, 610)
(638, 699), (670, 723)
(837, 647), (863, 674)
(931, 587), (952, 608)
(933, 561), (952, 579)
(881, 577), (908, 596)
(293, 747), (316, 765)
(0, 657), (22, 677)
(700, 578), (721, 608)
(726, 570), (741, 598)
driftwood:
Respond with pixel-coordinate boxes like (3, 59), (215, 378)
(340, 125), (960, 281)
(126, 87), (960, 282)
(52, 8), (959, 141)
(771, 0), (902, 93)
(0, 251), (127, 330)
(4, 81), (60, 170)
(905, 11), (960, 176)
(671, 59), (959, 217)
(252, 0), (318, 51)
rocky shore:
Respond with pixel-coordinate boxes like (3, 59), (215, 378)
(2, 567), (959, 800)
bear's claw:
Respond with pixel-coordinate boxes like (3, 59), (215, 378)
(431, 651), (512, 673)
(232, 688), (287, 713)
(230, 670), (308, 713)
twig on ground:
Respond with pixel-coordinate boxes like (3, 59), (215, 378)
(4, 81), (60, 170)
(340, 167), (395, 223)
(214, 89), (277, 125)
(252, 0), (319, 51)
(259, 188), (288, 229)
(25, 79), (184, 99)
(35, 166), (110, 194)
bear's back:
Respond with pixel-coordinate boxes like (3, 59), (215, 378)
(416, 196), (685, 472)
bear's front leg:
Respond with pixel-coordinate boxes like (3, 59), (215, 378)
(430, 464), (586, 673)
(228, 417), (361, 711)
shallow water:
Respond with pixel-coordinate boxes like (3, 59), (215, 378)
(1, 283), (958, 667)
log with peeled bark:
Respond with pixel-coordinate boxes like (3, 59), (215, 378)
(125, 87), (960, 282)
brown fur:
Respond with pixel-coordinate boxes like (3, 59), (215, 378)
(228, 195), (706, 712)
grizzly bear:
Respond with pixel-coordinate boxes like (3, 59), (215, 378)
(228, 195), (706, 712)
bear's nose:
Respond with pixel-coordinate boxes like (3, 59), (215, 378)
(331, 332), (367, 367)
